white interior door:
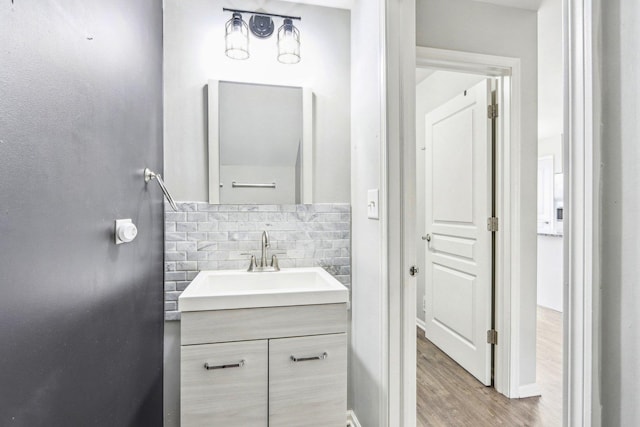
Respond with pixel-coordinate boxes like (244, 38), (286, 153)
(424, 79), (493, 386)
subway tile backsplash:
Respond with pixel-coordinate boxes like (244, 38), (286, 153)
(164, 202), (351, 320)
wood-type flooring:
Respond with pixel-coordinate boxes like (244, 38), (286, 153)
(417, 307), (562, 426)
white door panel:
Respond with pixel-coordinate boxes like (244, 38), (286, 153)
(432, 107), (475, 223)
(432, 265), (475, 342)
(424, 79), (493, 386)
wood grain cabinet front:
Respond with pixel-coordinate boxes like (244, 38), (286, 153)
(268, 333), (347, 427)
(180, 340), (268, 427)
(180, 303), (348, 425)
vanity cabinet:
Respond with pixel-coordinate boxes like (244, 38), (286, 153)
(180, 303), (347, 427)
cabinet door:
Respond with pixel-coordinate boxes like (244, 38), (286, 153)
(181, 340), (267, 427)
(269, 333), (347, 427)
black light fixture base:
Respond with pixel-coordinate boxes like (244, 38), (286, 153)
(222, 8), (301, 21)
(249, 15), (275, 38)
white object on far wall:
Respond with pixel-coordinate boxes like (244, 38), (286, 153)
(537, 156), (554, 234)
(367, 189), (379, 219)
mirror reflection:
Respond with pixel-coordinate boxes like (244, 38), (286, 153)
(209, 80), (311, 204)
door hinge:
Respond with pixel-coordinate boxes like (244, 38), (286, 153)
(488, 104), (499, 119)
(487, 217), (499, 232)
(487, 329), (498, 345)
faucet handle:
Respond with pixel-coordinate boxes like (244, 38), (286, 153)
(241, 253), (257, 272)
(271, 254), (280, 271)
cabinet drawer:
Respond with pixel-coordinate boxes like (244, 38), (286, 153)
(181, 340), (267, 427)
(269, 333), (347, 427)
(181, 303), (347, 345)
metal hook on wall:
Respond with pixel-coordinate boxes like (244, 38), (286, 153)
(144, 168), (178, 212)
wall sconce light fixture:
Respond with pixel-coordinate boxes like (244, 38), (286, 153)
(225, 12), (249, 60)
(223, 8), (301, 64)
(277, 18), (301, 64)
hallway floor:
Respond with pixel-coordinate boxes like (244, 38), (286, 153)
(417, 306), (562, 426)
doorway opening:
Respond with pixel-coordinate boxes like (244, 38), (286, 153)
(414, 48), (563, 425)
(415, 70), (497, 389)
(414, 69), (501, 426)
(391, 0), (597, 424)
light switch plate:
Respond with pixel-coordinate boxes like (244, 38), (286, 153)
(367, 189), (379, 219)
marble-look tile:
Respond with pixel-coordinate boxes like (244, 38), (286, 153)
(165, 311), (181, 321)
(165, 252), (186, 261)
(198, 222), (218, 232)
(165, 212), (186, 222)
(187, 212), (207, 222)
(176, 222), (197, 232)
(176, 241), (197, 251)
(186, 251), (208, 261)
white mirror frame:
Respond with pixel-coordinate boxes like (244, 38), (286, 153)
(207, 79), (314, 204)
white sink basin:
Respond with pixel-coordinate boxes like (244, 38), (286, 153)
(178, 267), (349, 312)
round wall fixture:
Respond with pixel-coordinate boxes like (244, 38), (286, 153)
(249, 14), (274, 38)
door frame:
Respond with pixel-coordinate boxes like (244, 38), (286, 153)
(563, 0), (601, 425)
(416, 47), (522, 398)
(386, 0), (600, 425)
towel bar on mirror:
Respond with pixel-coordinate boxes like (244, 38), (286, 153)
(231, 181), (276, 189)
(144, 168), (178, 211)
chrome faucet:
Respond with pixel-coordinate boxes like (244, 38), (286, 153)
(260, 230), (270, 268)
(244, 230), (280, 272)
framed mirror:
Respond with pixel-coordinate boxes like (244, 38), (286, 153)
(208, 80), (313, 204)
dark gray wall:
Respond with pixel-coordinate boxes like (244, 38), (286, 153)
(600, 0), (640, 425)
(0, 1), (164, 426)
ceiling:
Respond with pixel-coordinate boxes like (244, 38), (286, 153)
(471, 0), (542, 11)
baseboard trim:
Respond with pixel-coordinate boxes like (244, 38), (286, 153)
(347, 410), (362, 427)
(416, 317), (426, 332)
(518, 383), (542, 398)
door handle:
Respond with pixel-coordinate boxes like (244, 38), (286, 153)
(422, 234), (431, 242)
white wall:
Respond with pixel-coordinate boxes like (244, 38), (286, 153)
(601, 0), (640, 424)
(349, 0), (385, 424)
(163, 0), (350, 203)
(537, 0), (563, 140)
(539, 135), (563, 173)
(417, 0), (539, 389)
(536, 235), (563, 311)
(415, 70), (486, 322)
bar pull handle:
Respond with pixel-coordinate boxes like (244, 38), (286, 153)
(290, 352), (328, 363)
(232, 181), (276, 189)
(204, 360), (245, 370)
